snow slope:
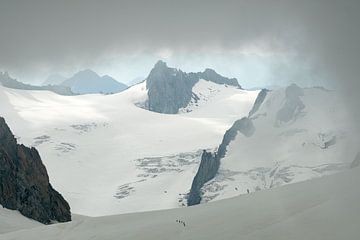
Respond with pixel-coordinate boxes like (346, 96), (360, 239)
(201, 85), (358, 203)
(2, 165), (359, 240)
(0, 81), (258, 216)
(179, 79), (253, 116)
(0, 206), (41, 234)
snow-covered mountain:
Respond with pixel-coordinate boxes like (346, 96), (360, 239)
(188, 84), (358, 205)
(1, 62), (356, 220)
(0, 75), (257, 216)
(61, 69), (128, 94)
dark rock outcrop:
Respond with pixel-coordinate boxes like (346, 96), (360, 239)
(0, 117), (71, 224)
(0, 72), (74, 96)
(197, 68), (241, 88)
(187, 117), (255, 206)
(145, 61), (241, 114)
(187, 151), (217, 205)
(276, 83), (305, 124)
(350, 153), (360, 169)
(248, 89), (269, 117)
(146, 61), (199, 114)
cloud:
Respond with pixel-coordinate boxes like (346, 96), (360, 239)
(1, 0), (360, 126)
(0, 0), (307, 67)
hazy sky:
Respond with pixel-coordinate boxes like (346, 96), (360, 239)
(0, 0), (359, 91)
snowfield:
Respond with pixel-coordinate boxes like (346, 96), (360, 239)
(1, 165), (359, 240)
(0, 82), (259, 216)
(1, 81), (359, 239)
(0, 206), (41, 234)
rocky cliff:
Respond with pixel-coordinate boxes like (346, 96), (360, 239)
(197, 68), (240, 88)
(276, 83), (305, 124)
(187, 117), (255, 206)
(146, 61), (199, 114)
(187, 89), (267, 206)
(0, 117), (71, 224)
(248, 89), (269, 117)
(146, 61), (242, 114)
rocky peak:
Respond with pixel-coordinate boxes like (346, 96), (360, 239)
(0, 117), (71, 224)
(198, 68), (241, 88)
(153, 60), (168, 69)
(144, 61), (243, 114)
(201, 68), (221, 79)
(248, 89), (270, 117)
(73, 69), (99, 79)
(145, 61), (198, 114)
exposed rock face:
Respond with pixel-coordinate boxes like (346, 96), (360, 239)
(350, 153), (360, 169)
(188, 117), (255, 206)
(0, 117), (71, 224)
(248, 89), (269, 117)
(145, 61), (241, 114)
(197, 68), (240, 88)
(276, 84), (305, 124)
(146, 61), (198, 114)
(187, 151), (217, 206)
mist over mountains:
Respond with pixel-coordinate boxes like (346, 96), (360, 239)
(0, 54), (360, 239)
(1, 1), (360, 239)
(1, 69), (128, 95)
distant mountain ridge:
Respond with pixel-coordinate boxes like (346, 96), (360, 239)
(61, 69), (127, 94)
(0, 72), (74, 95)
(145, 60), (242, 114)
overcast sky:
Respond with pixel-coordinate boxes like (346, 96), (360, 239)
(0, 0), (359, 94)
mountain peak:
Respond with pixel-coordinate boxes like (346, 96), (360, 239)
(76, 69), (99, 78)
(154, 60), (168, 69)
(61, 69), (127, 94)
(101, 74), (115, 80)
(203, 68), (217, 74)
(199, 68), (241, 88)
